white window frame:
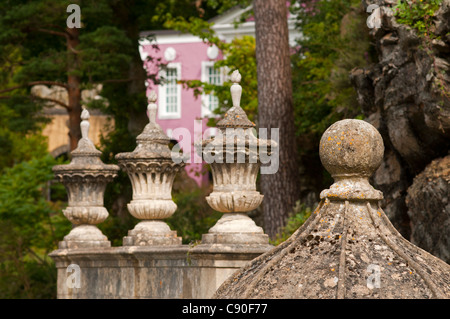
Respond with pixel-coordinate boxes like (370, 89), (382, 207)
(201, 61), (223, 118)
(158, 62), (182, 119)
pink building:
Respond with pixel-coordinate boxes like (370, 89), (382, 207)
(139, 5), (300, 186)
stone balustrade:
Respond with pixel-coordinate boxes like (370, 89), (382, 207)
(49, 70), (272, 299)
(49, 69), (450, 299)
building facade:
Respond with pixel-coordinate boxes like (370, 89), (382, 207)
(139, 5), (300, 186)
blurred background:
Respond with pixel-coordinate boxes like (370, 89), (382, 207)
(0, 0), (448, 298)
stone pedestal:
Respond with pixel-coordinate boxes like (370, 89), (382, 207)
(115, 92), (185, 246)
(201, 213), (269, 245)
(123, 220), (181, 246)
(52, 109), (119, 249)
(188, 244), (272, 298)
(197, 70), (274, 248)
(59, 225), (111, 249)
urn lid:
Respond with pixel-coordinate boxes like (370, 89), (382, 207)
(115, 92), (186, 163)
(216, 70), (255, 130)
(214, 119), (450, 299)
(200, 70), (276, 160)
(52, 108), (119, 175)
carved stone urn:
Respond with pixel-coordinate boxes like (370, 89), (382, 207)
(53, 109), (119, 249)
(198, 70), (274, 246)
(115, 92), (186, 246)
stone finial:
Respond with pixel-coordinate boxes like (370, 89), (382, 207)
(115, 97), (186, 246)
(319, 119), (384, 201)
(52, 109), (119, 249)
(230, 69), (241, 83)
(80, 108), (90, 140)
(230, 70), (242, 108)
(148, 90), (157, 103)
(147, 91), (157, 125)
(214, 119), (450, 299)
(195, 69), (273, 248)
(81, 108), (90, 120)
(216, 70), (254, 129)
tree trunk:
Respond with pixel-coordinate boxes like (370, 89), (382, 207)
(253, 0), (300, 238)
(66, 27), (82, 151)
(110, 2), (149, 137)
(126, 38), (149, 136)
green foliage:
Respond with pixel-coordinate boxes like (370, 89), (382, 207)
(0, 155), (71, 298)
(0, 102), (49, 171)
(0, 0), (70, 85)
(0, 43), (50, 171)
(167, 186), (221, 244)
(394, 0), (443, 37)
(78, 26), (133, 82)
(291, 0), (373, 137)
(0, 19), (64, 297)
(154, 0), (251, 27)
(270, 201), (313, 246)
(393, 0), (449, 101)
(287, 0), (375, 192)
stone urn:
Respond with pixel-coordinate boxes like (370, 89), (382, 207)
(115, 92), (186, 246)
(53, 109), (119, 249)
(198, 70), (275, 246)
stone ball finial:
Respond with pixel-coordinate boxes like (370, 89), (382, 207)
(230, 70), (242, 108)
(230, 69), (241, 83)
(213, 118), (450, 299)
(81, 108), (90, 121)
(319, 119), (384, 179)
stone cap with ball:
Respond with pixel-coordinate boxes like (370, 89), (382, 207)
(319, 119), (384, 201)
(213, 119), (450, 299)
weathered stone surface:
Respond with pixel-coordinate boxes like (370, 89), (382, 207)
(53, 109), (119, 249)
(115, 92), (185, 246)
(200, 213), (270, 245)
(214, 119), (450, 299)
(350, 0), (450, 241)
(406, 155), (450, 264)
(49, 244), (269, 299)
(197, 70), (273, 247)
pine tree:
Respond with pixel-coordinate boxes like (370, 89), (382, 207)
(253, 0), (300, 238)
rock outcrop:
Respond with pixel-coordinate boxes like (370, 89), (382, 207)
(350, 0), (450, 258)
(214, 119), (450, 299)
(406, 155), (450, 264)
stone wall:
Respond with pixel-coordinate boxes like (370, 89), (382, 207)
(50, 245), (269, 299)
(49, 71), (274, 299)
